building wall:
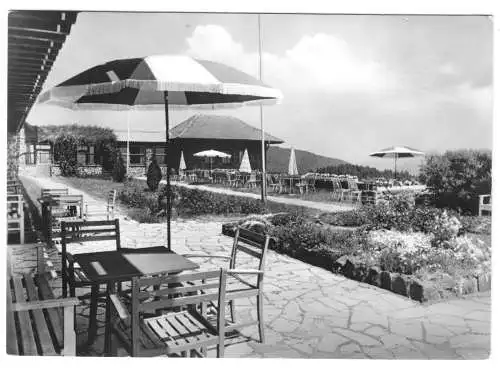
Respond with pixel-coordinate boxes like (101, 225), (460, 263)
(117, 139), (270, 174)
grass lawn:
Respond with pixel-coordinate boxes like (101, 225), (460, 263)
(57, 176), (327, 221)
(195, 181), (357, 205)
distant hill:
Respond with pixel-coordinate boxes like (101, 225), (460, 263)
(267, 146), (347, 173)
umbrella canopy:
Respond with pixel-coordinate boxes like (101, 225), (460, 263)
(288, 147), (298, 175)
(38, 55), (282, 110)
(369, 146), (424, 178)
(38, 54), (282, 251)
(193, 150), (231, 158)
(179, 151), (187, 171)
(369, 146), (425, 158)
(239, 149), (252, 173)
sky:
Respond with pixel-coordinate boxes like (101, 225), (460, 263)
(26, 12), (493, 173)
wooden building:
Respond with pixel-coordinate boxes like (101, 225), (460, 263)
(115, 114), (283, 176)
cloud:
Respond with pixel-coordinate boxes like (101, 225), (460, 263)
(186, 25), (397, 94)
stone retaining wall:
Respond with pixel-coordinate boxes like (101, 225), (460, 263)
(50, 165), (103, 177)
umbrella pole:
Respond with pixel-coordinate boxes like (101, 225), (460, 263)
(394, 154), (397, 179)
(164, 91), (171, 250)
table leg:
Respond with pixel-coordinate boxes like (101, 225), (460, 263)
(104, 281), (116, 356)
(88, 284), (99, 344)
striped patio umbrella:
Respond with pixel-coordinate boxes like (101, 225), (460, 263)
(239, 149), (252, 173)
(38, 55), (282, 250)
(369, 146), (424, 178)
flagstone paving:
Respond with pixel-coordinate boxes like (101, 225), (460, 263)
(13, 174), (491, 359)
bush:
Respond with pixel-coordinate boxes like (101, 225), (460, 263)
(419, 149), (491, 213)
(319, 210), (368, 227)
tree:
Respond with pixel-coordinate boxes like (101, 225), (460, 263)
(146, 156), (162, 191)
(53, 134), (78, 176)
(419, 149), (492, 213)
(112, 151), (126, 182)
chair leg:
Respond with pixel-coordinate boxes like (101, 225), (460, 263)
(229, 300), (235, 323)
(62, 277), (67, 298)
(257, 294), (265, 343)
(88, 285), (99, 344)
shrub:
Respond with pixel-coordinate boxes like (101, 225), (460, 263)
(419, 149), (492, 213)
(119, 182), (159, 211)
(319, 210), (368, 227)
(171, 187), (266, 216)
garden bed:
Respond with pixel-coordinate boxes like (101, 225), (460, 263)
(221, 195), (491, 303)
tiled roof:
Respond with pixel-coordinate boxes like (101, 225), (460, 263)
(169, 114), (283, 143)
(114, 114), (283, 144)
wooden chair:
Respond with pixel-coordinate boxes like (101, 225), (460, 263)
(61, 219), (121, 342)
(107, 268), (232, 357)
(85, 190), (117, 220)
(185, 227), (270, 343)
(348, 180), (362, 204)
(330, 179), (342, 201)
(245, 172), (259, 188)
(7, 180), (23, 195)
(45, 194), (84, 246)
(7, 194), (25, 244)
(478, 194), (492, 216)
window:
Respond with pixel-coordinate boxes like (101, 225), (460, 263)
(154, 145), (167, 165)
(129, 145), (145, 165)
(25, 144), (35, 164)
(76, 145), (97, 165)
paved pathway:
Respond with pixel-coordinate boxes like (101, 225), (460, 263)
(136, 176), (355, 213)
(15, 174), (491, 359)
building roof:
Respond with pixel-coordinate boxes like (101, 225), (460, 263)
(112, 114), (283, 144)
(8, 11), (79, 133)
(170, 114), (283, 144)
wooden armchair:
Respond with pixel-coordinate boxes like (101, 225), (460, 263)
(84, 190), (117, 220)
(184, 227), (270, 343)
(106, 268), (233, 357)
(7, 194), (24, 244)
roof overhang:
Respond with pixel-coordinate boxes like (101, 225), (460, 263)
(8, 10), (78, 134)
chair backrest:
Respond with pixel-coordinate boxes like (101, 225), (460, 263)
(129, 268), (229, 356)
(61, 219), (121, 248)
(7, 195), (23, 219)
(50, 195), (84, 218)
(41, 188), (69, 198)
(229, 228), (270, 287)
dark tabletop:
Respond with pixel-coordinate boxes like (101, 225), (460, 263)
(73, 247), (200, 283)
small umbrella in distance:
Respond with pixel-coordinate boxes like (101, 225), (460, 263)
(369, 146), (424, 179)
(239, 149), (252, 173)
(193, 149), (231, 173)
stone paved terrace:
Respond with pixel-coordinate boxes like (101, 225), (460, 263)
(12, 174), (492, 359)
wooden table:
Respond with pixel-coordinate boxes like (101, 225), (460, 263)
(72, 247), (199, 348)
